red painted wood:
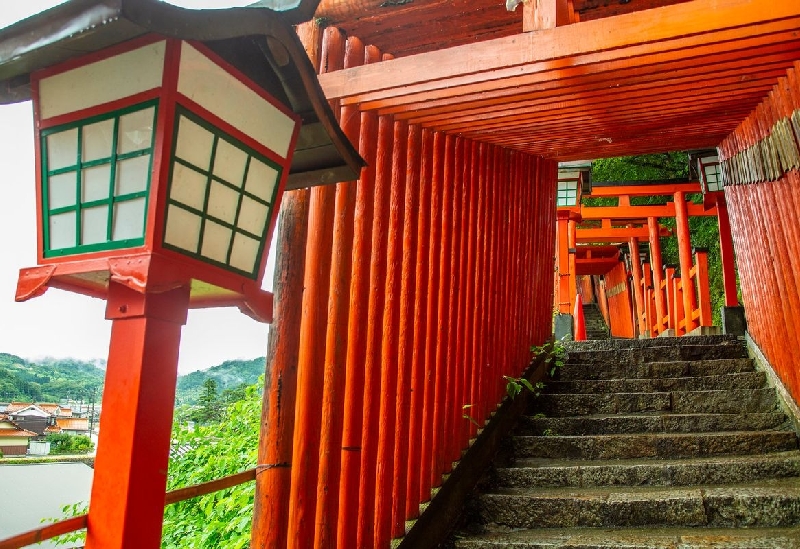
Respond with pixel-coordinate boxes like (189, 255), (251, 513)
(356, 114), (394, 549)
(374, 120), (408, 549)
(420, 131), (445, 501)
(432, 134), (455, 481)
(286, 27), (343, 549)
(470, 142), (488, 436)
(314, 31), (364, 549)
(395, 124), (422, 528)
(647, 217), (666, 334)
(85, 283), (189, 549)
(673, 191), (697, 333)
(406, 128), (433, 517)
(337, 43), (381, 549)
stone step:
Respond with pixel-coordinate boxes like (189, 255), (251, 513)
(517, 412), (789, 436)
(477, 477), (800, 529)
(545, 371), (765, 394)
(558, 358), (754, 381)
(563, 335), (744, 352)
(496, 451), (800, 489)
(564, 344), (748, 367)
(454, 526), (800, 548)
(511, 431), (798, 460)
(536, 388), (779, 417)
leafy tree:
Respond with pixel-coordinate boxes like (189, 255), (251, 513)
(45, 433), (95, 455)
(192, 379), (224, 424)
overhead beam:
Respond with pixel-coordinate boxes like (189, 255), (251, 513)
(319, 0), (800, 103)
(580, 203), (717, 220)
(576, 226), (671, 243)
(589, 182), (702, 197)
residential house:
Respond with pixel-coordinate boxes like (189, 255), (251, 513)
(0, 415), (37, 456)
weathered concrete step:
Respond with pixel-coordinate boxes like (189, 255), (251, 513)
(512, 431), (798, 460)
(563, 343), (747, 367)
(536, 388), (778, 417)
(546, 371), (765, 394)
(497, 451), (800, 489)
(477, 477), (800, 529)
(558, 358), (754, 381)
(517, 412), (789, 436)
(454, 526), (800, 548)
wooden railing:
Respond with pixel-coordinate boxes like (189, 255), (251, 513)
(637, 249), (712, 336)
(0, 469), (257, 549)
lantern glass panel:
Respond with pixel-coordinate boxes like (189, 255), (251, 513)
(41, 101), (157, 257)
(113, 198), (147, 241)
(47, 129), (78, 170)
(163, 108), (281, 278)
(49, 172), (78, 209)
(556, 180), (579, 207)
(83, 165), (111, 202)
(49, 212), (76, 250)
(82, 119), (114, 162)
(118, 106), (156, 154)
(82, 206), (108, 245)
(175, 117), (214, 171)
(245, 159), (278, 201)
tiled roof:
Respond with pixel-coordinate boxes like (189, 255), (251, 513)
(56, 418), (89, 431)
(6, 402), (72, 417)
(0, 421), (37, 437)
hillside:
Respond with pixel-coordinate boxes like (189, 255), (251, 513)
(175, 357), (265, 405)
(0, 353), (105, 403)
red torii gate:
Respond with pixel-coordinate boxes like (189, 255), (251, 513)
(556, 177), (739, 338)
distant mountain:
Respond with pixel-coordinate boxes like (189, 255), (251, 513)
(0, 353), (104, 403)
(175, 357), (265, 405)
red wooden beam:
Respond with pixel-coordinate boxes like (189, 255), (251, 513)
(580, 203), (716, 220)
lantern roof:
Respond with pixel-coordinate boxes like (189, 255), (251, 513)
(0, 0), (363, 189)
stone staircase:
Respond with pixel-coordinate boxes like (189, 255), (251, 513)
(454, 336), (800, 548)
(582, 303), (609, 340)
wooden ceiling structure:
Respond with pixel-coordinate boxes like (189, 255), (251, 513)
(316, 0), (800, 161)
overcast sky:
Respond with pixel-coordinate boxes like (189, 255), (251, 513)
(0, 1), (277, 374)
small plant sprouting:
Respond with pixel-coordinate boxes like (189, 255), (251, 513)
(504, 376), (545, 399)
(541, 428), (557, 437)
(462, 404), (481, 428)
(531, 339), (567, 378)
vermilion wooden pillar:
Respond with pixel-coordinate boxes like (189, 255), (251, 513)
(556, 211), (572, 314)
(85, 282), (190, 549)
(715, 195), (739, 307)
(629, 238), (645, 336)
(674, 191), (698, 333)
(647, 217), (667, 334)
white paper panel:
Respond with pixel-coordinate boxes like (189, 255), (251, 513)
(244, 158), (278, 202)
(116, 155), (151, 196)
(113, 198), (146, 241)
(39, 41), (166, 120)
(170, 163), (208, 211)
(164, 205), (201, 252)
(49, 211), (76, 250)
(82, 206), (108, 245)
(48, 172), (77, 209)
(175, 116), (214, 171)
(178, 43), (295, 158)
(47, 129), (78, 170)
(229, 232), (259, 273)
(207, 181), (239, 224)
(237, 196), (268, 236)
(82, 119), (114, 162)
(213, 138), (247, 187)
(200, 220), (232, 263)
(83, 165), (111, 202)
(118, 107), (155, 154)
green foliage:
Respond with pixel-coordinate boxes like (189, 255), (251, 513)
(45, 433), (95, 455)
(504, 376), (545, 399)
(175, 357), (265, 405)
(162, 382), (263, 549)
(592, 152), (688, 182)
(54, 382), (264, 548)
(0, 353), (104, 402)
(531, 340), (566, 378)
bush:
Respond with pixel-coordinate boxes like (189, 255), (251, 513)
(45, 433), (95, 455)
